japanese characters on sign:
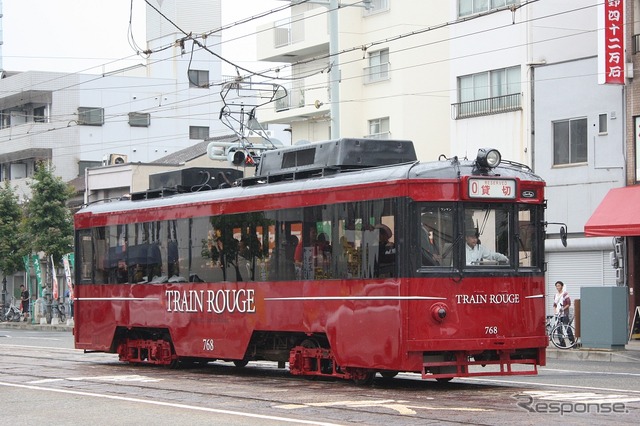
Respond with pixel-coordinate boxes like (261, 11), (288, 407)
(467, 178), (516, 199)
(601, 0), (625, 85)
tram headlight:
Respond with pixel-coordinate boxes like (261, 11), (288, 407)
(476, 148), (501, 169)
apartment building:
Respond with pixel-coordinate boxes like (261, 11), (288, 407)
(0, 0), (226, 200)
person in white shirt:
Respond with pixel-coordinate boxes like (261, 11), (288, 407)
(553, 280), (575, 346)
(465, 229), (508, 265)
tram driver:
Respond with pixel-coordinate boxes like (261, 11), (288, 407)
(465, 227), (508, 266)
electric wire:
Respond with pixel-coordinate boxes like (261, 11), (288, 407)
(0, 0), (606, 161)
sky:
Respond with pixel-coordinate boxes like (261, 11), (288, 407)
(1, 0), (285, 75)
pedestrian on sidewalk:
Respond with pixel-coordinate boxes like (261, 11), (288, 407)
(19, 285), (30, 322)
(553, 280), (575, 346)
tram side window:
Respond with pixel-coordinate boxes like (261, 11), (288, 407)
(191, 216), (217, 282)
(91, 227), (109, 284)
(102, 224), (128, 284)
(464, 205), (511, 266)
(192, 213), (273, 283)
(517, 205), (541, 268)
(420, 204), (455, 267)
(76, 229), (95, 284)
(223, 212), (272, 282)
(126, 222), (164, 283)
(269, 211), (301, 281)
(335, 199), (396, 279)
(170, 219), (190, 282)
(296, 206), (333, 280)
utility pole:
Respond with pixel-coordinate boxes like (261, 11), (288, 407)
(329, 0), (340, 139)
(291, 0), (372, 139)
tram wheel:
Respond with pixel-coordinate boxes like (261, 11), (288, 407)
(380, 371), (398, 379)
(436, 377), (453, 383)
(298, 338), (320, 375)
(233, 360), (249, 368)
(300, 338), (320, 349)
(353, 372), (375, 386)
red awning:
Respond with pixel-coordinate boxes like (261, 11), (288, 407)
(584, 185), (640, 237)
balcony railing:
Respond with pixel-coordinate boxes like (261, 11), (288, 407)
(363, 63), (390, 84)
(274, 14), (305, 48)
(452, 93), (522, 119)
(275, 85), (305, 111)
(363, 132), (391, 139)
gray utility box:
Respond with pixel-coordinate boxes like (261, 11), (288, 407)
(580, 286), (628, 350)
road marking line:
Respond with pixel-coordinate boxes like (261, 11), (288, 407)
(0, 381), (342, 426)
(462, 377), (640, 395)
(274, 399), (491, 415)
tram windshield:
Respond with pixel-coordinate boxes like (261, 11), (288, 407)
(419, 203), (543, 270)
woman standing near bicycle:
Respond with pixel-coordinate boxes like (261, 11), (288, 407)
(553, 281), (575, 346)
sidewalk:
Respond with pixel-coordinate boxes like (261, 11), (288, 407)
(546, 339), (640, 363)
(2, 321), (639, 363)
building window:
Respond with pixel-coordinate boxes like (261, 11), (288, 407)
(189, 126), (209, 140)
(598, 113), (608, 134)
(367, 117), (390, 139)
(34, 106), (47, 123)
(454, 66), (521, 119)
(365, 49), (390, 84)
(128, 112), (150, 127)
(364, 0), (389, 15)
(78, 107), (104, 126)
(0, 112), (12, 129)
(553, 118), (587, 165)
(188, 70), (209, 88)
(459, 0), (520, 17)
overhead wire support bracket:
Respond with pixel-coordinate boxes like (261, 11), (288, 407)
(217, 80), (288, 163)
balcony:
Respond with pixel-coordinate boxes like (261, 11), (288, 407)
(363, 62), (391, 84)
(257, 74), (330, 125)
(256, 9), (329, 63)
(451, 93), (522, 120)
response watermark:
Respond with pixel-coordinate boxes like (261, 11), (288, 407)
(512, 393), (629, 415)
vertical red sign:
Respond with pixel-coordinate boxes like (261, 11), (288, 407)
(604, 0), (624, 84)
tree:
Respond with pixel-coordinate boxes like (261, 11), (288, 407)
(0, 180), (28, 308)
(24, 162), (75, 288)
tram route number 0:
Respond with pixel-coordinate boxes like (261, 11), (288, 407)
(203, 339), (215, 351)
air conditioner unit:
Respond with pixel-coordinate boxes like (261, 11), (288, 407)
(610, 251), (618, 268)
(109, 154), (128, 165)
(615, 242), (623, 258)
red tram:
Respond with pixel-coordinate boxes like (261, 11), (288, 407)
(74, 138), (548, 383)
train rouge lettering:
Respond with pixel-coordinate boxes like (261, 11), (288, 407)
(456, 294), (520, 304)
(166, 289), (256, 313)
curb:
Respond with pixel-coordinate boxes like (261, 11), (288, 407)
(0, 322), (73, 332)
(546, 346), (640, 363)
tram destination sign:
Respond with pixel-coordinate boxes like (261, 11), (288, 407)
(467, 178), (516, 199)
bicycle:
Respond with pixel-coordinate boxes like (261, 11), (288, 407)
(547, 313), (577, 349)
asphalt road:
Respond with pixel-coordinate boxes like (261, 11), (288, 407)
(1, 328), (639, 425)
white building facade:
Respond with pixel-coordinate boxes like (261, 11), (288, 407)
(0, 0), (226, 200)
(255, 0), (626, 313)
